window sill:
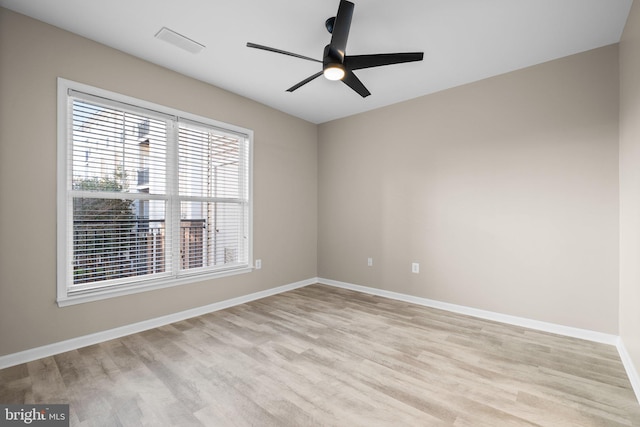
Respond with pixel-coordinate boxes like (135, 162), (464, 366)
(57, 266), (254, 307)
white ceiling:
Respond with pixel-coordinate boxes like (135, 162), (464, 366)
(0, 0), (633, 124)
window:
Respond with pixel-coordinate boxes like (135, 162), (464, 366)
(57, 79), (252, 306)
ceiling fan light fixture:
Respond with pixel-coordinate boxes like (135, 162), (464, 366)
(323, 64), (345, 81)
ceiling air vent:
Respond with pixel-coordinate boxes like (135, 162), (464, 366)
(154, 27), (205, 54)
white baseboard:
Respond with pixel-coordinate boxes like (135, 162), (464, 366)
(317, 278), (618, 345)
(617, 338), (640, 405)
(0, 278), (316, 370)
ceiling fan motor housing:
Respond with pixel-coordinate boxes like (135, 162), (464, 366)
(323, 44), (344, 71)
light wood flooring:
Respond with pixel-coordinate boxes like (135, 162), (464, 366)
(1, 284), (639, 426)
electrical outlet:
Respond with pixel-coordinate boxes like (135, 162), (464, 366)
(255, 259), (262, 269)
(367, 257), (373, 267)
(412, 262), (419, 274)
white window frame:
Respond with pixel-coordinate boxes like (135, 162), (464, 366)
(57, 78), (253, 307)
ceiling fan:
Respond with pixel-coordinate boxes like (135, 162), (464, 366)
(246, 0), (424, 98)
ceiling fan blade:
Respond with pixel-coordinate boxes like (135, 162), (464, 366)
(246, 42), (322, 63)
(345, 52), (424, 71)
(342, 71), (371, 98)
(286, 71), (324, 92)
(329, 0), (354, 60)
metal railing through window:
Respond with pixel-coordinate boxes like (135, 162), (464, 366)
(72, 218), (206, 284)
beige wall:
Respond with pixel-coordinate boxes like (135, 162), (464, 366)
(0, 8), (318, 356)
(620, 0), (640, 379)
(318, 45), (620, 334)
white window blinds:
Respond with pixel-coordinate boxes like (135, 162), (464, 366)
(177, 120), (250, 272)
(58, 81), (252, 304)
